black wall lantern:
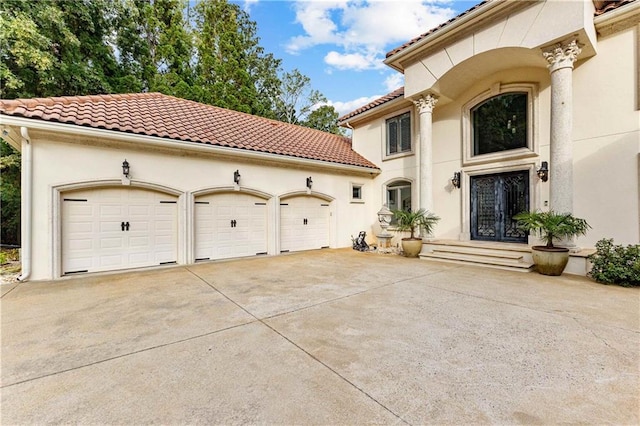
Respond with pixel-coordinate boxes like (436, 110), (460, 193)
(234, 169), (241, 184)
(537, 161), (549, 182)
(122, 159), (130, 178)
(306, 176), (313, 189)
(451, 171), (461, 189)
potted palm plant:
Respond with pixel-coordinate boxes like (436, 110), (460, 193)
(392, 209), (440, 257)
(514, 210), (590, 276)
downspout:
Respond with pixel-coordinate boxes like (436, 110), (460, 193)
(344, 122), (354, 141)
(17, 127), (31, 281)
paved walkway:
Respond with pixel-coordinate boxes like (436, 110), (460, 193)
(1, 249), (638, 424)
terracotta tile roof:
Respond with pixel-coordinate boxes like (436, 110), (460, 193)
(338, 87), (405, 123)
(386, 1), (489, 59)
(0, 93), (378, 170)
(594, 0), (636, 15)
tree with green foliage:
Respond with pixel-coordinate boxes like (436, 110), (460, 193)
(113, 0), (195, 96)
(0, 0), (120, 98)
(276, 69), (326, 125)
(0, 141), (20, 246)
(303, 104), (344, 135)
(193, 0), (281, 116)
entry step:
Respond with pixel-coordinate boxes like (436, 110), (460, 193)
(420, 240), (534, 273)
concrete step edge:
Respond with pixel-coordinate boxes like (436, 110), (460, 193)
(421, 252), (534, 269)
(429, 246), (524, 259)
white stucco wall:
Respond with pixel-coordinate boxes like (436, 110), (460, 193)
(350, 106), (419, 244)
(350, 23), (639, 249)
(24, 130), (377, 280)
(572, 25), (640, 246)
(403, 0), (597, 100)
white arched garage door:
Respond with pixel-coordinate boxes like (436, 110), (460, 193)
(61, 187), (178, 275)
(280, 195), (330, 252)
(194, 192), (268, 261)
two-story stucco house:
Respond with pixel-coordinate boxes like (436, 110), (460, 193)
(1, 0), (638, 281)
(339, 0), (639, 273)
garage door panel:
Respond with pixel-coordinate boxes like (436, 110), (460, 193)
(128, 204), (150, 215)
(128, 236), (150, 248)
(70, 221), (93, 233)
(68, 204), (93, 216)
(194, 193), (268, 261)
(99, 220), (121, 232)
(100, 237), (124, 249)
(70, 238), (93, 251)
(100, 204), (124, 216)
(62, 187), (178, 275)
(128, 252), (152, 265)
(99, 254), (125, 268)
(280, 197), (330, 252)
(65, 256), (92, 273)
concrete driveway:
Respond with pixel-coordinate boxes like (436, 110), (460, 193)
(1, 249), (638, 424)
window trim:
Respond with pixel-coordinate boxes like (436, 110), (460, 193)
(350, 182), (364, 203)
(462, 83), (538, 166)
(384, 178), (413, 228)
(383, 109), (414, 161)
(385, 178), (412, 211)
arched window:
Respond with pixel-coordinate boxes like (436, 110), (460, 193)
(387, 180), (412, 213)
(471, 92), (528, 156)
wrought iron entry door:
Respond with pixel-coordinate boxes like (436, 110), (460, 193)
(470, 171), (529, 243)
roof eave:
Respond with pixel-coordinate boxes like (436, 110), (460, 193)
(0, 115), (380, 176)
(384, 0), (517, 72)
(594, 0), (640, 32)
(338, 96), (410, 126)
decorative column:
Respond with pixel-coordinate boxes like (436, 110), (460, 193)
(413, 94), (438, 214)
(542, 40), (581, 216)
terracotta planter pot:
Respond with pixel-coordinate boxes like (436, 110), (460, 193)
(531, 246), (570, 276)
(401, 238), (423, 258)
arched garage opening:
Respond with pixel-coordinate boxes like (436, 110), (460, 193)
(279, 192), (333, 253)
(193, 190), (270, 261)
(60, 185), (179, 275)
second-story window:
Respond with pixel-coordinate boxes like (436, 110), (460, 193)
(386, 112), (411, 156)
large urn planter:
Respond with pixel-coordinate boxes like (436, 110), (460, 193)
(514, 210), (590, 276)
(392, 208), (440, 258)
(531, 246), (570, 276)
(401, 238), (423, 258)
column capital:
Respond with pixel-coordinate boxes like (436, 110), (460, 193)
(413, 94), (438, 114)
(543, 40), (582, 73)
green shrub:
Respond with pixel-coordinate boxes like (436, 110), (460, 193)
(588, 239), (640, 287)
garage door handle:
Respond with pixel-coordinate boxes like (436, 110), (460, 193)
(125, 222), (130, 231)
(121, 222), (125, 231)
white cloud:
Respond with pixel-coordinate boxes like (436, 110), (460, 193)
(242, 0), (259, 13)
(286, 1), (346, 53)
(328, 94), (384, 117)
(287, 1), (457, 71)
(324, 51), (385, 71)
(383, 73), (404, 92)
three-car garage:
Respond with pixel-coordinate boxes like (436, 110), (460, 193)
(60, 187), (332, 276)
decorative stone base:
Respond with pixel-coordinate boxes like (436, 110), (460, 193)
(376, 235), (393, 249)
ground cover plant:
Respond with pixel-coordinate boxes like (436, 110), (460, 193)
(588, 238), (640, 287)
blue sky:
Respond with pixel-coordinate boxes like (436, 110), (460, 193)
(231, 0), (481, 116)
